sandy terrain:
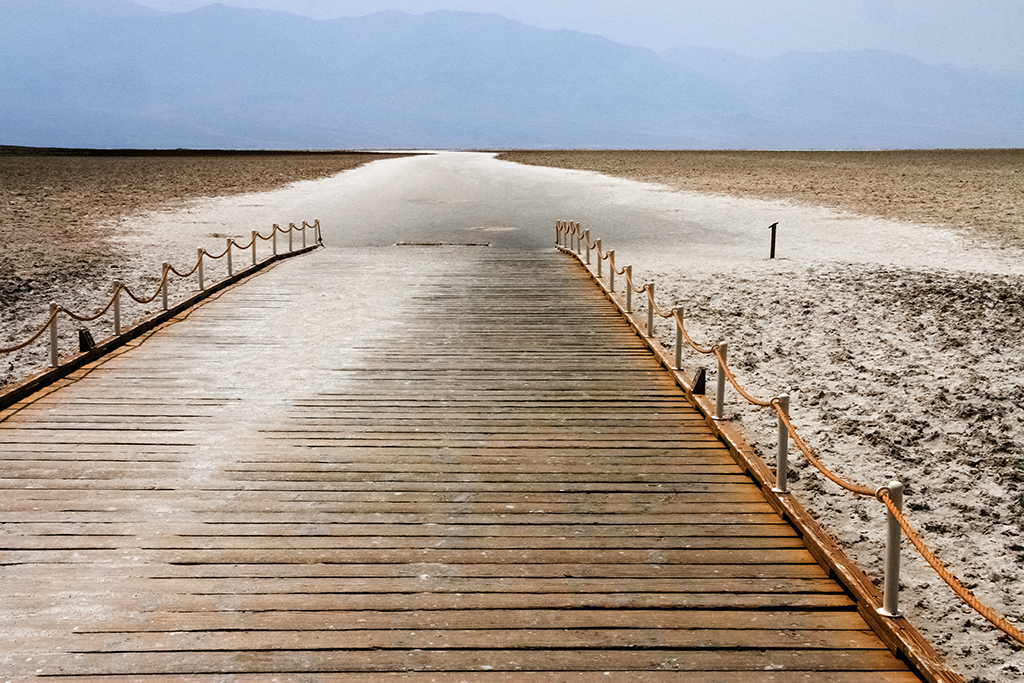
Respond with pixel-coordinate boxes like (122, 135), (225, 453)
(0, 150), (407, 385)
(501, 150), (1024, 682)
(498, 150), (1024, 249)
(2, 148), (1022, 681)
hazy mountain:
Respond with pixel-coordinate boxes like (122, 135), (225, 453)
(662, 46), (1024, 148)
(2, 0), (1022, 149)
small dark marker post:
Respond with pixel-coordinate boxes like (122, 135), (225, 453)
(768, 222), (778, 259)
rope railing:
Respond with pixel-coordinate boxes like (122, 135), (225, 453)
(555, 219), (1023, 649)
(2, 220), (321, 372)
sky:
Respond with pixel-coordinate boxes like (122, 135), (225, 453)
(129, 0), (1024, 71)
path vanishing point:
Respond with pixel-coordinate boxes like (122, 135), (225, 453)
(0, 240), (957, 680)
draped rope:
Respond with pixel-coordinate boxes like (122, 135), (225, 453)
(2, 221), (321, 360)
(555, 219), (1023, 648)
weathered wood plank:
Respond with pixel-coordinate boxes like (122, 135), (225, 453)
(41, 648), (909, 676)
(0, 250), (927, 681)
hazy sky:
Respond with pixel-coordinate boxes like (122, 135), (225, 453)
(129, 0), (1023, 71)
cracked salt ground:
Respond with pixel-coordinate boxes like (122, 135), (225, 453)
(3, 150), (1022, 680)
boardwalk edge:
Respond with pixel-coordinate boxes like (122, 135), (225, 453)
(556, 244), (963, 683)
(0, 245), (320, 413)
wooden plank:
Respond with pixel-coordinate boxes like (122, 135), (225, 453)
(65, 608), (868, 632)
(41, 649), (909, 676)
(0, 249), (930, 681)
(14, 673), (928, 683)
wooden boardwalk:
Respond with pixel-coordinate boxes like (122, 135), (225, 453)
(0, 248), (927, 680)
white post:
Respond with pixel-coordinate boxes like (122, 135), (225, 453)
(227, 239), (233, 276)
(879, 481), (905, 618)
(584, 230), (591, 264)
(625, 266), (633, 313)
(198, 248), (205, 290)
(272, 224), (278, 256)
(574, 222), (582, 254)
(555, 221), (561, 246)
(302, 223), (307, 249)
(773, 394), (790, 493)
(161, 263), (169, 311)
(596, 239), (603, 278)
(49, 302), (59, 367)
(113, 281), (122, 335)
(251, 231), (257, 265)
(646, 283), (655, 338)
(674, 309), (683, 370)
(714, 342), (728, 420)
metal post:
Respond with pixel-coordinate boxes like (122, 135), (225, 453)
(625, 266), (633, 313)
(773, 394), (790, 493)
(646, 283), (655, 338)
(251, 231), (257, 265)
(596, 239), (603, 278)
(879, 481), (905, 618)
(674, 309), (683, 370)
(49, 302), (59, 367)
(113, 281), (122, 335)
(584, 230), (591, 264)
(227, 239), (233, 276)
(272, 224), (278, 256)
(161, 263), (169, 311)
(198, 249), (205, 290)
(714, 342), (728, 420)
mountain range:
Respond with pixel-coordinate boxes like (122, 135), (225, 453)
(2, 0), (1022, 149)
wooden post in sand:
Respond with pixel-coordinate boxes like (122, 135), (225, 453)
(773, 394), (790, 493)
(879, 481), (905, 618)
(113, 281), (122, 335)
(48, 302), (59, 367)
(769, 222), (778, 259)
(714, 342), (728, 420)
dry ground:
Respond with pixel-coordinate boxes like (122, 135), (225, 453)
(500, 149), (1024, 683)
(498, 149), (1024, 248)
(2, 148), (1023, 681)
(0, 150), (408, 384)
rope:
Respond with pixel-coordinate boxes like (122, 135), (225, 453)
(877, 489), (1024, 647)
(235, 235), (256, 249)
(672, 309), (715, 355)
(205, 244), (231, 260)
(0, 308), (59, 353)
(775, 403), (876, 497)
(61, 291), (118, 323)
(3, 219), (321, 359)
(560, 221), (1024, 647)
(713, 345), (774, 407)
(120, 280), (163, 305)
(168, 260), (202, 278)
(651, 295), (673, 318)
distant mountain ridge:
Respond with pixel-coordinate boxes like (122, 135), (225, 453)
(2, 0), (1022, 149)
